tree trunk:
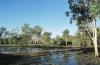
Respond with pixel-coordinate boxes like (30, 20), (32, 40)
(66, 37), (67, 45)
(66, 40), (67, 45)
(93, 17), (99, 57)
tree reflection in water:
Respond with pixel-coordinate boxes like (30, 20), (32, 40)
(0, 49), (100, 65)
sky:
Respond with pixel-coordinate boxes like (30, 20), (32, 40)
(0, 0), (100, 37)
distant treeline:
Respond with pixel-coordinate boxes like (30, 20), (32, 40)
(0, 23), (100, 47)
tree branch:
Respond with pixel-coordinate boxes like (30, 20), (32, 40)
(85, 25), (93, 41)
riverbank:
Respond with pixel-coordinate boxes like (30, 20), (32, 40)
(13, 49), (68, 56)
(0, 49), (68, 65)
(1, 47), (100, 57)
(0, 47), (100, 65)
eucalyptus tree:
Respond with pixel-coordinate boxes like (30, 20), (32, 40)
(22, 23), (30, 34)
(8, 28), (20, 44)
(21, 23), (31, 45)
(88, 0), (100, 57)
(63, 29), (69, 37)
(72, 31), (81, 46)
(55, 35), (61, 45)
(0, 27), (7, 44)
(42, 32), (51, 44)
(31, 25), (43, 36)
(74, 29), (92, 47)
(0, 27), (6, 38)
(4, 31), (10, 37)
(62, 29), (69, 45)
(66, 0), (100, 57)
(31, 25), (43, 44)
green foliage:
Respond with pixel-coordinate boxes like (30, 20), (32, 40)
(72, 34), (92, 47)
(31, 25), (43, 36)
(97, 27), (100, 35)
(21, 23), (30, 34)
(52, 35), (66, 45)
(89, 0), (100, 17)
(97, 27), (100, 44)
(41, 32), (51, 44)
(72, 29), (92, 47)
(67, 0), (100, 30)
(0, 27), (6, 38)
(67, 0), (100, 49)
(0, 23), (95, 47)
(62, 29), (69, 38)
(30, 25), (43, 44)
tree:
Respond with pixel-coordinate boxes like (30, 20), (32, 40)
(88, 0), (100, 57)
(31, 25), (43, 36)
(63, 29), (69, 37)
(66, 0), (100, 57)
(73, 31), (92, 47)
(22, 23), (30, 34)
(0, 27), (7, 44)
(62, 29), (69, 45)
(31, 25), (43, 44)
(21, 23), (31, 45)
(0, 27), (6, 38)
(97, 27), (100, 45)
(54, 35), (61, 45)
(8, 28), (20, 44)
(41, 32), (51, 44)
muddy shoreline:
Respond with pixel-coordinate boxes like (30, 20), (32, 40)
(0, 47), (100, 65)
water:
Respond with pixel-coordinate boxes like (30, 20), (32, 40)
(0, 47), (100, 65)
(12, 51), (78, 65)
(31, 52), (74, 65)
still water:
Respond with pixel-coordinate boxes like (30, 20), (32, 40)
(0, 47), (100, 65)
(14, 51), (78, 65)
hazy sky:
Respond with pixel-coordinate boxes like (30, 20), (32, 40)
(0, 0), (100, 37)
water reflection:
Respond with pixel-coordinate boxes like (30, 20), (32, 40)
(12, 51), (78, 65)
(0, 47), (100, 65)
(0, 47), (79, 65)
(0, 47), (44, 54)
